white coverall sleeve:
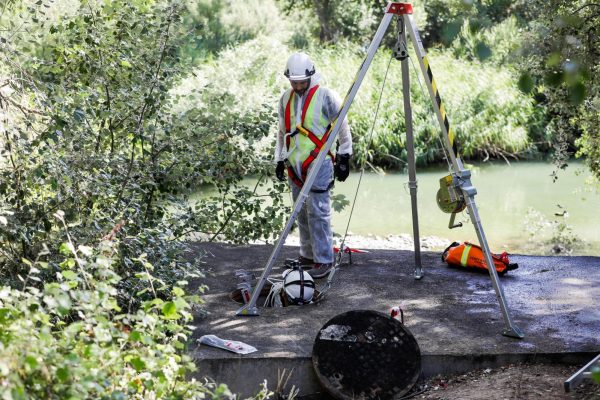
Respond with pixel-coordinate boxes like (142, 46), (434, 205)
(274, 95), (286, 162)
(323, 88), (352, 155)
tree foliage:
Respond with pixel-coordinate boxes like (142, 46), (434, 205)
(0, 0), (286, 396)
(278, 0), (383, 44)
(0, 0), (286, 285)
(518, 0), (599, 180)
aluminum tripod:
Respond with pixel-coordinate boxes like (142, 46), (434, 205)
(237, 2), (524, 339)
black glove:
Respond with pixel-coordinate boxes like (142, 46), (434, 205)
(275, 161), (286, 182)
(334, 153), (350, 182)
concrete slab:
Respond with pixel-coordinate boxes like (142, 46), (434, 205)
(188, 243), (600, 398)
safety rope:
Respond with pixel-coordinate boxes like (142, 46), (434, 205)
(339, 54), (395, 254)
(406, 46), (469, 225)
(315, 53), (395, 300)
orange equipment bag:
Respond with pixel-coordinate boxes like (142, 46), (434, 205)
(442, 241), (518, 275)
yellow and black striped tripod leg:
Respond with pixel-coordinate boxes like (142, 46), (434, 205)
(402, 12), (523, 338)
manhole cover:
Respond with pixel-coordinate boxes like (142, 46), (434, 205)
(312, 310), (421, 399)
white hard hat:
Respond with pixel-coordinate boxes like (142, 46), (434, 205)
(283, 52), (316, 81)
(282, 267), (315, 305)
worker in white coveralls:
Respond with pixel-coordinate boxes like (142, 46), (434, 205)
(274, 52), (353, 278)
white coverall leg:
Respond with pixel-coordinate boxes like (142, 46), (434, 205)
(290, 158), (334, 264)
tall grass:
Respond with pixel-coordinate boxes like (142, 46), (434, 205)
(181, 0), (282, 58)
(176, 3), (538, 170)
(314, 43), (536, 167)
(452, 16), (524, 65)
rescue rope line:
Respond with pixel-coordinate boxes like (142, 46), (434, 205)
(407, 54), (471, 226)
(337, 54), (395, 263)
(315, 54), (395, 301)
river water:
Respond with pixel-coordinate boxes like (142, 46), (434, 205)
(196, 161), (600, 256)
(326, 161), (600, 255)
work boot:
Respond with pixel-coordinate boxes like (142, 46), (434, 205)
(295, 256), (315, 266)
(284, 256), (314, 269)
(307, 263), (333, 279)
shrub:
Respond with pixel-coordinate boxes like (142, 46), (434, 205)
(0, 214), (229, 399)
(452, 16), (524, 65)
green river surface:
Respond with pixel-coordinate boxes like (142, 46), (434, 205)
(328, 161), (600, 255)
(198, 161), (600, 256)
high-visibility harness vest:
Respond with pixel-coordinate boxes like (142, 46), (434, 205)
(284, 85), (334, 188)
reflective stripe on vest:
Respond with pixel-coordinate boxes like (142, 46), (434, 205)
(284, 86), (333, 187)
(460, 244), (472, 267)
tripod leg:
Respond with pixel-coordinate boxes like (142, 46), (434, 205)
(397, 18), (423, 279)
(403, 14), (523, 338)
(461, 178), (524, 338)
(236, 12), (396, 316)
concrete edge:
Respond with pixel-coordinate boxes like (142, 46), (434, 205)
(193, 351), (599, 398)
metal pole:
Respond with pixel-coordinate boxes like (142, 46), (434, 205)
(564, 353), (600, 392)
(461, 175), (523, 338)
(403, 13), (523, 338)
(396, 17), (423, 279)
(237, 11), (396, 316)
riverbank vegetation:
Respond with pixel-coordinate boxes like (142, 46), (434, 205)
(1, 0), (599, 397)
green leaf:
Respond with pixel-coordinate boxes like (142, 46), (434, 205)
(0, 309), (11, 324)
(518, 73), (535, 94)
(56, 367), (69, 382)
(25, 356), (38, 369)
(129, 331), (142, 342)
(162, 301), (177, 318)
(61, 270), (78, 280)
(130, 357), (146, 372)
(162, 301), (177, 317)
(568, 81), (586, 105)
(59, 258), (76, 269)
(331, 193), (350, 213)
(59, 242), (74, 256)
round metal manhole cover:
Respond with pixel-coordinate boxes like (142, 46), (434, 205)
(312, 310), (421, 400)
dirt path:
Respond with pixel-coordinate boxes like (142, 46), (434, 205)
(415, 363), (600, 400)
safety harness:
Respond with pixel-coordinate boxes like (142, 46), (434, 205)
(284, 85), (334, 190)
